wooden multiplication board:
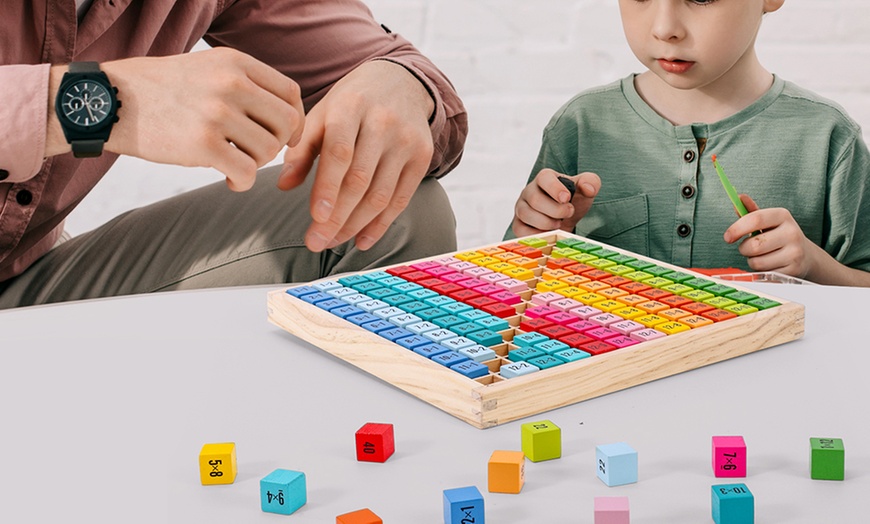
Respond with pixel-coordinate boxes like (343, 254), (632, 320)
(267, 231), (804, 429)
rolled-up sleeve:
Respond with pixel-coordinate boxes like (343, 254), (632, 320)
(204, 0), (467, 178)
(0, 64), (50, 182)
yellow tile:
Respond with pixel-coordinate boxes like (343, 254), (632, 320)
(511, 256), (541, 269)
(536, 280), (568, 293)
(599, 287), (629, 299)
(575, 292), (607, 305)
(504, 267), (535, 281)
(656, 321), (691, 335)
(635, 314), (668, 328)
(613, 307), (646, 320)
(594, 300), (625, 312)
(487, 261), (516, 273)
(556, 286), (586, 298)
(473, 256), (500, 267)
(455, 251), (482, 261)
(199, 443), (238, 485)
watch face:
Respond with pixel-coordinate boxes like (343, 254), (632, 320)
(60, 80), (113, 128)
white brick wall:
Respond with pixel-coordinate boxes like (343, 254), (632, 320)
(66, 0), (870, 252)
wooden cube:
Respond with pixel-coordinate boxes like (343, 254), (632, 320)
(198, 442), (237, 485)
(711, 483), (753, 524)
(521, 420), (561, 462)
(596, 442), (638, 486)
(810, 437), (845, 480)
(336, 508), (382, 523)
(355, 423), (395, 463)
(595, 496), (630, 524)
(260, 469), (306, 515)
(712, 436), (746, 478)
(487, 450), (525, 494)
(443, 486), (485, 524)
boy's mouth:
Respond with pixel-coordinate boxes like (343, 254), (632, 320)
(657, 58), (695, 74)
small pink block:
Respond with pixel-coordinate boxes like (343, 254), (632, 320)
(712, 436), (747, 477)
(440, 272), (470, 284)
(610, 320), (645, 336)
(474, 283), (504, 296)
(594, 496), (629, 524)
(433, 256), (461, 266)
(524, 305), (558, 319)
(480, 272), (508, 283)
(491, 290), (523, 305)
(570, 305), (603, 319)
(586, 327), (621, 341)
(589, 313), (623, 327)
(546, 311), (578, 325)
(566, 320), (598, 333)
(411, 260), (441, 271)
(425, 265), (456, 277)
(457, 278), (486, 289)
(550, 298), (584, 312)
(606, 335), (639, 349)
(629, 328), (666, 342)
(531, 292), (565, 306)
(462, 266), (497, 278)
(451, 261), (480, 273)
(496, 278), (529, 293)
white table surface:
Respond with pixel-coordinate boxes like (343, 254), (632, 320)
(1, 282), (865, 523)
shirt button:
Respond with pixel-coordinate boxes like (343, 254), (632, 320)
(677, 224), (691, 237)
(681, 185), (695, 198)
(0, 169), (9, 181)
(16, 189), (33, 206)
(683, 150), (696, 163)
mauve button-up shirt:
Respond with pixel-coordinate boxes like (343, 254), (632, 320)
(0, 0), (467, 282)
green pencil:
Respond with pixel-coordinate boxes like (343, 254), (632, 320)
(711, 154), (749, 216)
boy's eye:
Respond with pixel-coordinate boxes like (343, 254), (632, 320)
(692, 0), (719, 5)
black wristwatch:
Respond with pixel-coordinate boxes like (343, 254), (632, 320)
(55, 62), (121, 158)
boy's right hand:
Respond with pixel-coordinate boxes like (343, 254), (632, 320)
(511, 168), (600, 237)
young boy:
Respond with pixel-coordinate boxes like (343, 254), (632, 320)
(506, 0), (870, 286)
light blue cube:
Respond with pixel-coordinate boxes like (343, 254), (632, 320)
(712, 483), (754, 524)
(596, 442), (638, 486)
(260, 469), (306, 515)
(443, 486), (485, 524)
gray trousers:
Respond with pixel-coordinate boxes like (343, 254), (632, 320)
(0, 164), (456, 309)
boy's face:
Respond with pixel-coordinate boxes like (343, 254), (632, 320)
(618, 0), (784, 91)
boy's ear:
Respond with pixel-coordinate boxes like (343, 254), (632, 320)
(763, 0), (785, 13)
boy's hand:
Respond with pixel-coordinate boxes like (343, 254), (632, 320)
(724, 194), (823, 279)
(277, 60), (435, 253)
(511, 169), (600, 237)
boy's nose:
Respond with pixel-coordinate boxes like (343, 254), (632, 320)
(650, 2), (687, 42)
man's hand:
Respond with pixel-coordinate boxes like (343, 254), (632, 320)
(277, 60), (436, 252)
(47, 48), (305, 192)
(511, 169), (600, 238)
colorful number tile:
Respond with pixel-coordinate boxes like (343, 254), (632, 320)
(199, 442), (237, 485)
(522, 420), (561, 462)
(499, 360), (540, 378)
(713, 436), (747, 478)
(451, 359), (490, 379)
(553, 348), (591, 362)
(356, 423), (395, 463)
(527, 354), (564, 370)
(337, 508), (383, 524)
(260, 469), (306, 515)
(443, 486), (485, 524)
(596, 442), (638, 487)
(711, 483), (753, 524)
(509, 346), (547, 362)
(433, 351), (470, 367)
(594, 496), (630, 524)
(513, 332), (550, 347)
(488, 450), (525, 494)
(810, 437), (845, 480)
(414, 343), (451, 359)
(458, 344), (497, 363)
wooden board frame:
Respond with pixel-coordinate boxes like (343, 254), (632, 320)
(267, 231), (805, 429)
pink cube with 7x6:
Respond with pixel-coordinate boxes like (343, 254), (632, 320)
(712, 436), (746, 478)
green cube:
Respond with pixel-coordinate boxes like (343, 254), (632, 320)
(810, 438), (845, 480)
(521, 420), (561, 462)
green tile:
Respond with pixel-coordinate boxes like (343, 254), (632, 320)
(684, 277), (717, 289)
(645, 265), (674, 277)
(519, 237), (548, 248)
(606, 254), (638, 265)
(748, 297), (781, 310)
(725, 291), (759, 303)
(661, 271), (695, 283)
(625, 259), (656, 271)
(705, 284), (739, 296)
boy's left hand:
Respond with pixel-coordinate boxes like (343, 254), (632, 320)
(723, 194), (823, 279)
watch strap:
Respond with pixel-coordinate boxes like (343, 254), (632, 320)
(68, 61), (101, 74)
(71, 139), (106, 158)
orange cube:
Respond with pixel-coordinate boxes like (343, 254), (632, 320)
(336, 508), (382, 524)
(488, 450), (525, 494)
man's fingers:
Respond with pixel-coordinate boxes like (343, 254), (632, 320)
(211, 141), (258, 192)
(307, 113), (363, 225)
(354, 162), (425, 251)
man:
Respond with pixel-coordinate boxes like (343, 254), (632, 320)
(0, 0), (467, 308)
